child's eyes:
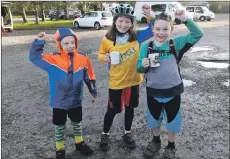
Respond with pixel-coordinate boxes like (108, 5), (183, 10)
(119, 20), (130, 23)
(156, 28), (168, 31)
(64, 42), (75, 45)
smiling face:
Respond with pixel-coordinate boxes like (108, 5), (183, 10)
(60, 36), (75, 52)
(152, 19), (172, 44)
(115, 16), (133, 33)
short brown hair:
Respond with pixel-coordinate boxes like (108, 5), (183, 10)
(151, 12), (173, 26)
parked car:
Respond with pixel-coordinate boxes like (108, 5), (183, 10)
(185, 6), (215, 21)
(68, 11), (81, 19)
(73, 11), (113, 30)
(49, 11), (65, 20)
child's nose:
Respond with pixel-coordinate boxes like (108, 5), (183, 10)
(121, 22), (126, 27)
(159, 30), (164, 34)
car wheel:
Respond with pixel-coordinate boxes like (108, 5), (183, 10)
(141, 17), (147, 23)
(199, 16), (206, 21)
(74, 21), (79, 29)
(94, 22), (101, 30)
(7, 28), (13, 32)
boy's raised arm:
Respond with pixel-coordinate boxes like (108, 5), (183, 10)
(136, 4), (154, 45)
(29, 32), (53, 71)
(173, 10), (204, 56)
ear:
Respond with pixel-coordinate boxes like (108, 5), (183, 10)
(171, 25), (174, 31)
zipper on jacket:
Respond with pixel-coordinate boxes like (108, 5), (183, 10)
(67, 52), (74, 87)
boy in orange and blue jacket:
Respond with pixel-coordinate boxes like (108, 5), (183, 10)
(29, 28), (97, 159)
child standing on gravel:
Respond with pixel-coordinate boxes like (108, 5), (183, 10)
(136, 10), (203, 158)
(97, 3), (153, 152)
(29, 28), (97, 159)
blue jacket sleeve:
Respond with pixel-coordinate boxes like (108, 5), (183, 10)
(136, 20), (154, 46)
(29, 39), (51, 72)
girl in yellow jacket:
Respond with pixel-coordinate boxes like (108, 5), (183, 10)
(98, 3), (152, 151)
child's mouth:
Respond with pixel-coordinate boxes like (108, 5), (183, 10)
(120, 28), (128, 32)
(157, 36), (165, 41)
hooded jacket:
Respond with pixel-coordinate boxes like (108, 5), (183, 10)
(29, 28), (97, 110)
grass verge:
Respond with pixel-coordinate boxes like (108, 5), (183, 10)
(14, 20), (73, 30)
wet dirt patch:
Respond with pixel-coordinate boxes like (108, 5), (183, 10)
(190, 46), (214, 52)
(223, 79), (229, 87)
(197, 61), (229, 69)
(182, 79), (196, 87)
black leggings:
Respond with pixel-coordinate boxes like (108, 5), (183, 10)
(103, 106), (134, 133)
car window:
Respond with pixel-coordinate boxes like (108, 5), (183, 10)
(168, 4), (175, 11)
(90, 12), (98, 17)
(83, 13), (90, 18)
(195, 7), (203, 13)
(2, 6), (12, 24)
(102, 12), (112, 17)
(186, 7), (194, 12)
(151, 4), (166, 12)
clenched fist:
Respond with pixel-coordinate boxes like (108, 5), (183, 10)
(142, 4), (151, 17)
(174, 9), (188, 22)
(36, 32), (47, 40)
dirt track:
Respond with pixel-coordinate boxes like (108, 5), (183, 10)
(1, 14), (229, 159)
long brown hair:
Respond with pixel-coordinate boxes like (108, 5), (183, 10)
(105, 16), (137, 43)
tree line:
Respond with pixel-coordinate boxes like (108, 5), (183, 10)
(9, 1), (229, 24)
(9, 1), (106, 23)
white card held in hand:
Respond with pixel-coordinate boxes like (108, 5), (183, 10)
(149, 53), (160, 67)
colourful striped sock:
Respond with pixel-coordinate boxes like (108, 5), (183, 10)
(71, 121), (84, 144)
(55, 125), (66, 150)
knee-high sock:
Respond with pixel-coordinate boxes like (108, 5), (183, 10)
(103, 110), (117, 133)
(71, 121), (83, 144)
(124, 107), (134, 131)
(55, 125), (66, 151)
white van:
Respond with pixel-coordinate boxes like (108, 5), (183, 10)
(1, 2), (13, 32)
(135, 1), (193, 24)
(185, 6), (215, 21)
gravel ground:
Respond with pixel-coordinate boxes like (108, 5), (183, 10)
(1, 14), (229, 159)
